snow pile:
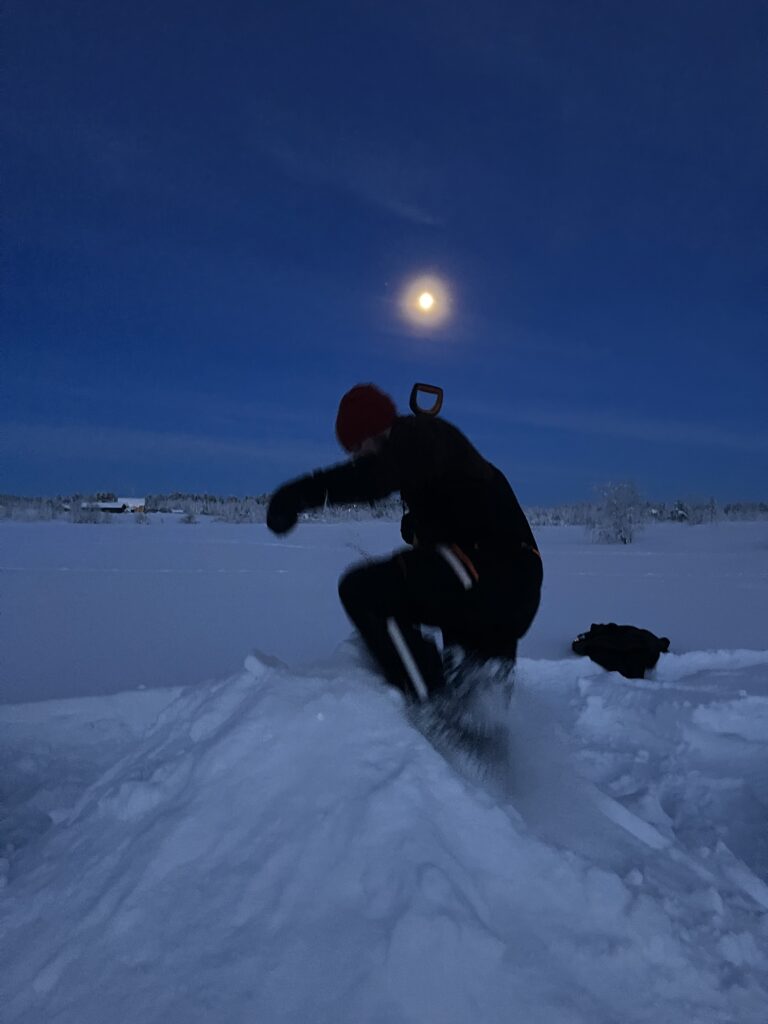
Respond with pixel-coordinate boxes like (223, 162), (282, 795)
(2, 648), (767, 1023)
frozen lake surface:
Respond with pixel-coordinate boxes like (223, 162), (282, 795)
(2, 517), (766, 703)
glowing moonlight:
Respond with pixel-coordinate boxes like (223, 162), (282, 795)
(400, 275), (451, 328)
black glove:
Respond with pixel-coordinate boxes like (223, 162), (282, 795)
(267, 481), (306, 535)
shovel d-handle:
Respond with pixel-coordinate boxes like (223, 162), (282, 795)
(409, 382), (443, 416)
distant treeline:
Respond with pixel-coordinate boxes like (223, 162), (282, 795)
(1, 490), (766, 533)
(525, 499), (768, 527)
(144, 492), (405, 523)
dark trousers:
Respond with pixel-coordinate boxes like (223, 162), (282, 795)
(338, 545), (542, 702)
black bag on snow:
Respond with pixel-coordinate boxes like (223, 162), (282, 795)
(572, 623), (670, 679)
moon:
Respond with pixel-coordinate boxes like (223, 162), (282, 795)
(399, 275), (451, 328)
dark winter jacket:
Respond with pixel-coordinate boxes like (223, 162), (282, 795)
(267, 415), (539, 565)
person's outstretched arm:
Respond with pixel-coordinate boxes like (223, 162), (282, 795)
(267, 449), (399, 535)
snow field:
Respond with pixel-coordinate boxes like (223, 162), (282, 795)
(2, 518), (767, 703)
(2, 645), (767, 1023)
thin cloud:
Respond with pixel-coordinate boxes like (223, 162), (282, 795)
(456, 400), (768, 454)
(261, 137), (442, 228)
(1, 421), (338, 472)
(7, 375), (329, 433)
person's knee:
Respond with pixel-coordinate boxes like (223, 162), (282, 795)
(338, 565), (370, 614)
(339, 555), (406, 620)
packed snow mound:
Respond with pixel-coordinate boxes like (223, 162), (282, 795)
(2, 650), (768, 1024)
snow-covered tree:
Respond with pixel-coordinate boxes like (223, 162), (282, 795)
(589, 481), (644, 545)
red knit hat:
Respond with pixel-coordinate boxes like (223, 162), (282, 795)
(335, 384), (397, 452)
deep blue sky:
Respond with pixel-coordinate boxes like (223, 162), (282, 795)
(4, 0), (766, 503)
